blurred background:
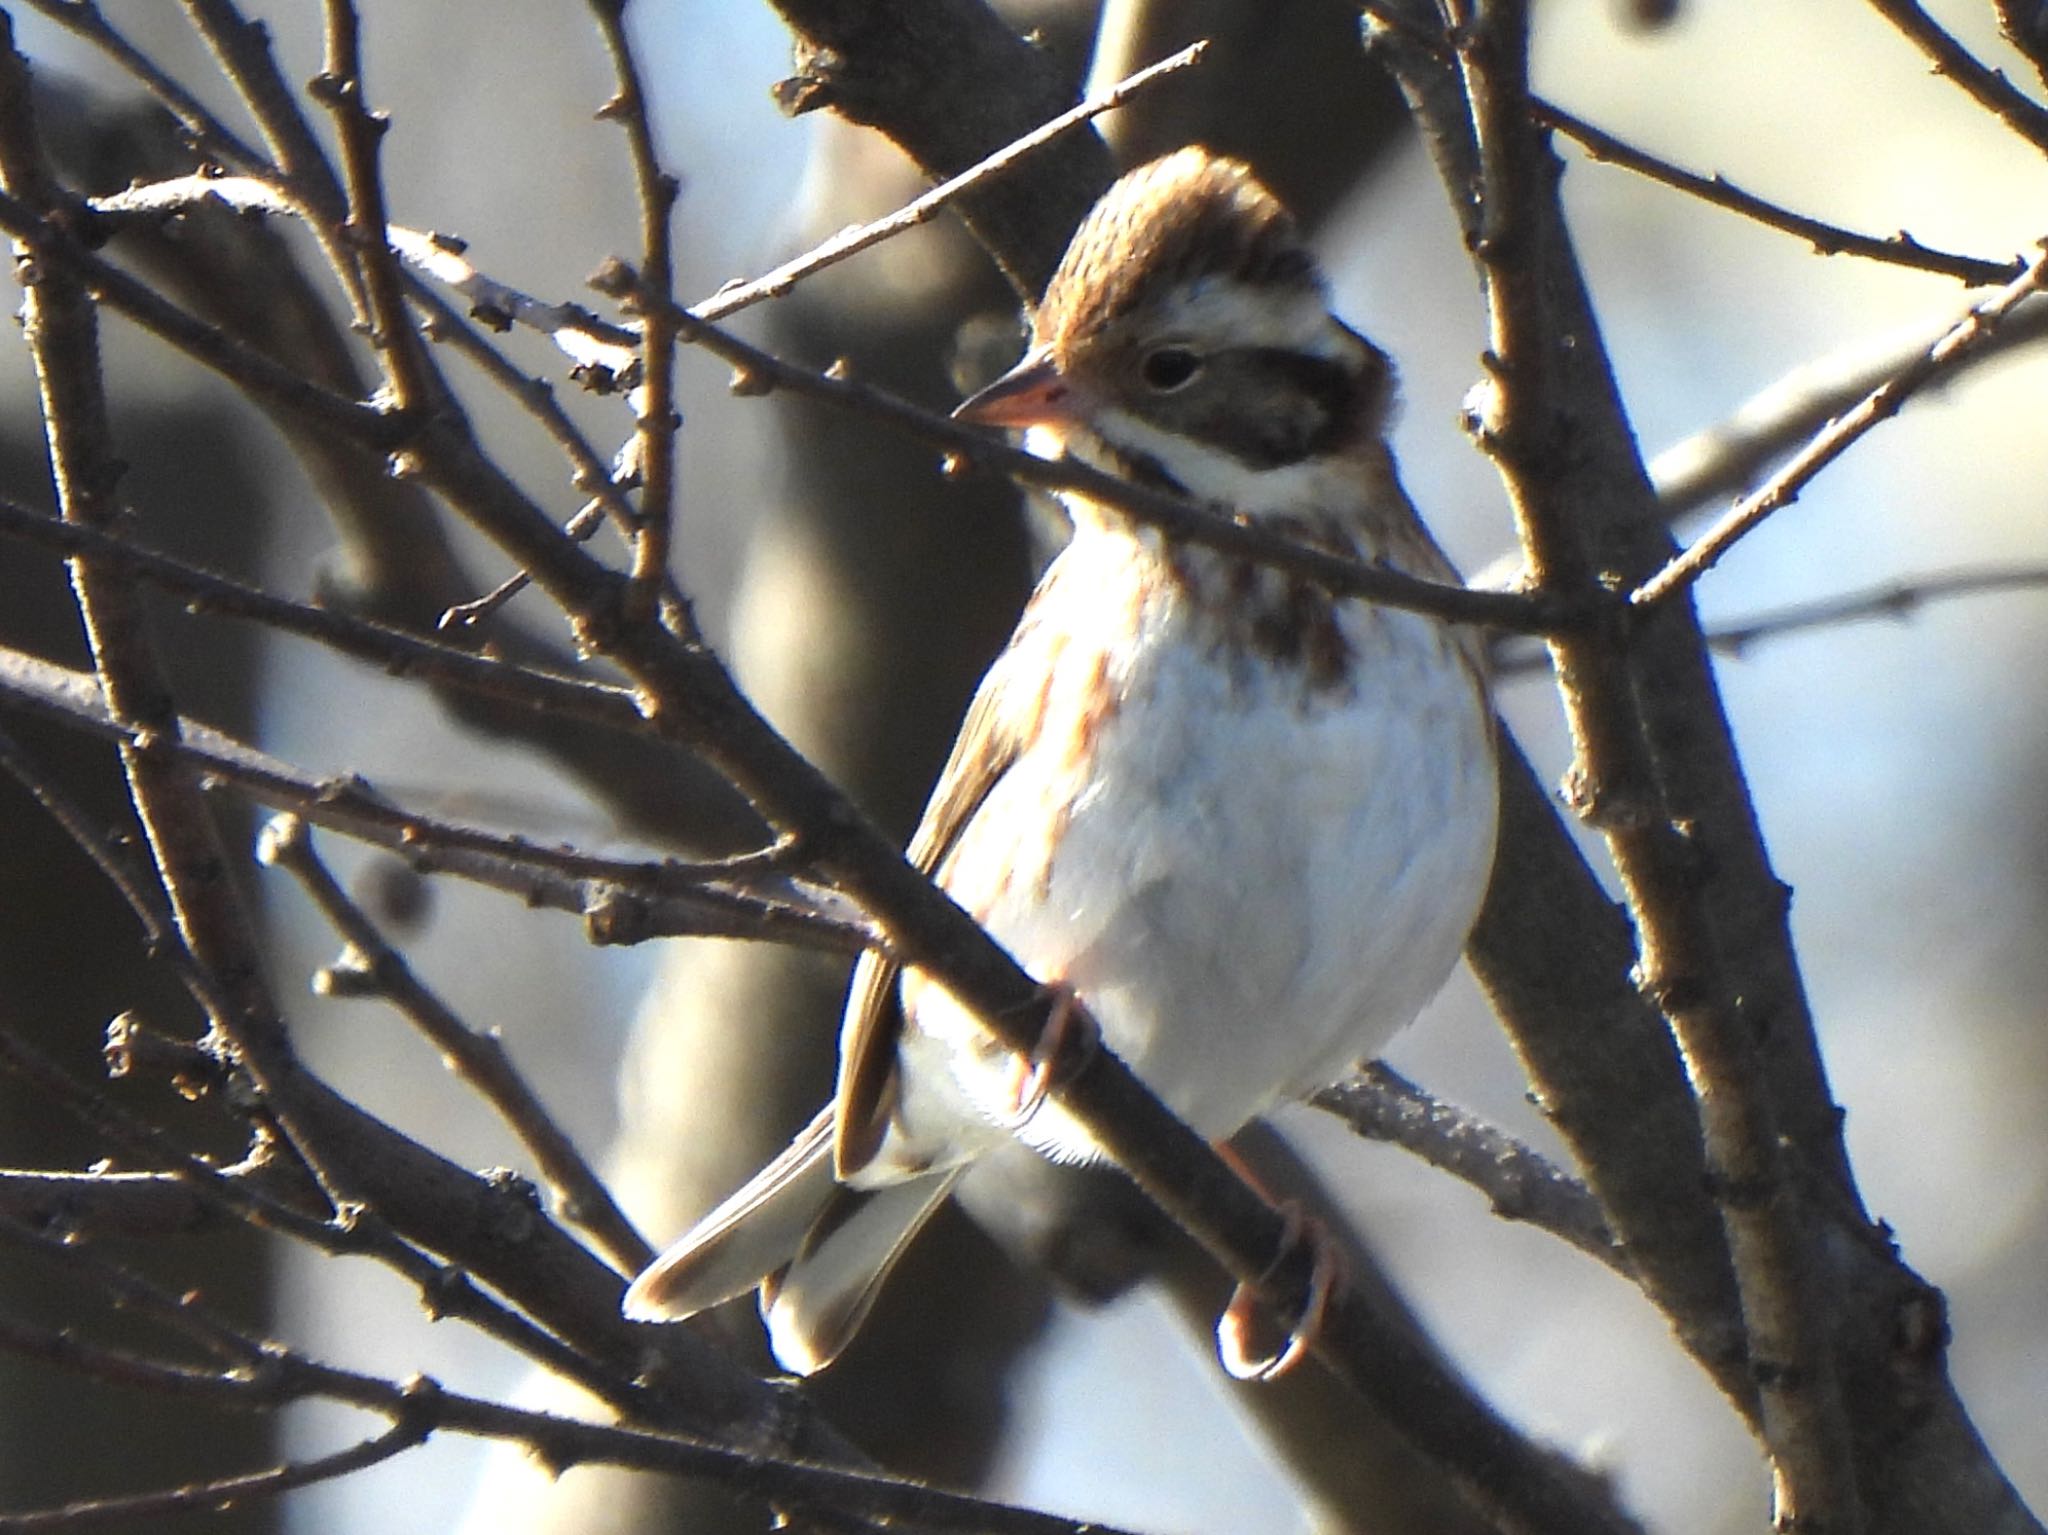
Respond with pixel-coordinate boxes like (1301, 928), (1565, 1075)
(1, 2), (2044, 1532)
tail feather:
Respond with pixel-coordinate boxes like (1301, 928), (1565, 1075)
(764, 1170), (958, 1376)
(623, 1108), (837, 1321)
(624, 1106), (959, 1377)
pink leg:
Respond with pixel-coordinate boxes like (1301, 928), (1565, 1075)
(1212, 1150), (1346, 1382)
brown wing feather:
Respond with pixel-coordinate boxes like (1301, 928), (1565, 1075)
(833, 678), (1026, 1179)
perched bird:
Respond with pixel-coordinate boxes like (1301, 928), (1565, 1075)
(624, 147), (1499, 1376)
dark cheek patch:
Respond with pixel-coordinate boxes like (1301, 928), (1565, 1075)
(1149, 350), (1368, 470)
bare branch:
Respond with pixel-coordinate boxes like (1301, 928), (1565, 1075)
(405, 282), (641, 619)
(1534, 96), (2023, 287)
(0, 1210), (1127, 1535)
(257, 813), (655, 1275)
(1367, 0), (1756, 1425)
(1635, 247), (2048, 607)
(312, 0), (434, 412)
(589, 1), (690, 639)
(180, 0), (366, 313)
(14, 0), (269, 172)
(1865, 0), (2048, 153)
(694, 41), (1207, 323)
(1496, 563), (2048, 679)
(0, 645), (865, 955)
(1446, 0), (1864, 1518)
(0, 1020), (689, 1426)
(1311, 1066), (1624, 1274)
(762, 0), (1116, 296)
(1999, 0), (2048, 90)
(0, 183), (394, 444)
(0, 1417), (431, 1532)
(0, 723), (173, 950)
(0, 495), (647, 732)
(0, 18), (365, 1218)
(0, 1170), (217, 1239)
(1701, 566), (2048, 655)
(654, 292), (1567, 633)
(1651, 295), (2048, 516)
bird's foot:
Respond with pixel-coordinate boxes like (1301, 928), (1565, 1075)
(1217, 1201), (1343, 1382)
(1000, 980), (1098, 1127)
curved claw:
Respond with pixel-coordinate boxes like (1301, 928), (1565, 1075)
(1000, 982), (1097, 1128)
(1216, 1204), (1343, 1382)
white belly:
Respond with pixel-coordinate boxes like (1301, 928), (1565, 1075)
(895, 529), (1498, 1161)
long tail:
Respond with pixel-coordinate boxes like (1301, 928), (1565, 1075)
(622, 1107), (957, 1375)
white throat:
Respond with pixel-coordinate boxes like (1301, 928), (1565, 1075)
(1031, 410), (1372, 525)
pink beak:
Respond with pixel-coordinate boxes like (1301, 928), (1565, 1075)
(952, 347), (1080, 429)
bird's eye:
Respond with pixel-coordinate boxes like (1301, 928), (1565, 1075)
(1140, 346), (1202, 393)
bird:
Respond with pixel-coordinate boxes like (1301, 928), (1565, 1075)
(623, 146), (1499, 1378)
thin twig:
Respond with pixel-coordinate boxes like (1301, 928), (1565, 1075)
(404, 277), (642, 619)
(313, 0), (432, 411)
(258, 813), (654, 1275)
(0, 494), (648, 733)
(88, 174), (639, 380)
(0, 1023), (664, 1420)
(4, 26), (1623, 1523)
(406, 276), (639, 526)
(0, 183), (396, 445)
(0, 719), (255, 1044)
(660, 290), (1566, 631)
(2002, 0), (2048, 90)
(0, 1309), (252, 1400)
(1311, 1065), (1624, 1274)
(0, 723), (173, 948)
(0, 644), (865, 955)
(436, 493), (610, 633)
(1865, 0), (2048, 154)
(12, 0), (260, 170)
(15, 0), (270, 172)
(691, 41), (1207, 323)
(0, 28), (864, 1446)
(1494, 565), (2048, 675)
(589, 0), (681, 625)
(1533, 96), (2022, 288)
(0, 1310), (1141, 1535)
(0, 17), (369, 1214)
(1650, 295), (2048, 516)
(402, 196), (1553, 632)
(0, 1211), (265, 1368)
(0, 1417), (431, 1531)
(448, 225), (1568, 631)
(1701, 565), (2048, 654)
(1634, 245), (2048, 607)
(0, 1212), (1137, 1535)
(1496, 562), (2048, 677)
(180, 0), (364, 306)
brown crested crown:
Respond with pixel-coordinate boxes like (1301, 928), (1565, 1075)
(1032, 147), (1321, 353)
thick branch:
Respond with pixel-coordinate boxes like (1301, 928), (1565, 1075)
(1454, 0), (1862, 1522)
